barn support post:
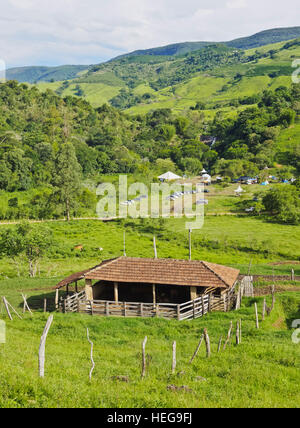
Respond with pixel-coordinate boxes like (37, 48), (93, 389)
(114, 282), (119, 303)
(55, 289), (59, 311)
(75, 281), (78, 294)
(152, 284), (156, 306)
(85, 279), (93, 301)
(190, 287), (197, 301)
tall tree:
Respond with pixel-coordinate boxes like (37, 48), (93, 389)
(0, 223), (53, 277)
(52, 142), (82, 221)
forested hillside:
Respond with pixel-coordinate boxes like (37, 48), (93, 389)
(0, 79), (299, 221)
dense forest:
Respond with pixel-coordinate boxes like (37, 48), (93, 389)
(0, 80), (299, 221)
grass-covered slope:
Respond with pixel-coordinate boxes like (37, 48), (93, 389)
(33, 37), (300, 112)
(7, 27), (300, 92)
(0, 215), (299, 280)
(0, 280), (299, 408)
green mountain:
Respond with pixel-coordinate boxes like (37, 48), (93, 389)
(6, 26), (300, 85)
(32, 36), (300, 113)
(115, 26), (300, 59)
(227, 26), (300, 49)
(6, 64), (90, 84)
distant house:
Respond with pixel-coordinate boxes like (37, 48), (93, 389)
(55, 257), (240, 320)
(200, 136), (217, 148)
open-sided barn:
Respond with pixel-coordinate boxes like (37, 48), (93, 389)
(55, 257), (240, 320)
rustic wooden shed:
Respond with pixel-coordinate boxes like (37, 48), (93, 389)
(55, 257), (240, 320)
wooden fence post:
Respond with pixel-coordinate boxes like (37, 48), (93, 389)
(44, 299), (47, 313)
(236, 321), (240, 345)
(177, 304), (180, 320)
(172, 341), (176, 374)
(21, 294), (33, 315)
(271, 285), (276, 311)
(23, 294), (26, 314)
(142, 336), (148, 379)
(239, 319), (242, 344)
(2, 297), (12, 321)
(217, 336), (222, 353)
(255, 303), (259, 329)
(3, 297), (22, 320)
(223, 321), (233, 351)
(39, 315), (54, 378)
(87, 328), (95, 381)
(203, 329), (211, 358)
(189, 335), (204, 364)
(262, 298), (266, 321)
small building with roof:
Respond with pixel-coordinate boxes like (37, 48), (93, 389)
(55, 257), (240, 320)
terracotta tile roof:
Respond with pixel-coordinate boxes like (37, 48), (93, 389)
(83, 257), (240, 289)
(55, 259), (116, 289)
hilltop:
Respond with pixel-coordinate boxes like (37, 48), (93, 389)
(6, 64), (90, 85)
(6, 26), (300, 94)
(27, 36), (300, 114)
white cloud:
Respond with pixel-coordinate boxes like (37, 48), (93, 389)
(0, 0), (298, 67)
(226, 0), (247, 9)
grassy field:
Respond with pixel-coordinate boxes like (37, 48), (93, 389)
(0, 176), (299, 279)
(0, 212), (299, 280)
(0, 182), (299, 408)
(0, 276), (299, 408)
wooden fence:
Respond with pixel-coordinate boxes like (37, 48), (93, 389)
(60, 290), (86, 313)
(240, 276), (254, 297)
(62, 292), (235, 321)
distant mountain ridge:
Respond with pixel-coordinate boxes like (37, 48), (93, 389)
(6, 64), (90, 84)
(115, 26), (300, 59)
(6, 26), (300, 83)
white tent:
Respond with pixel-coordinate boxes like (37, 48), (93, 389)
(202, 173), (212, 184)
(158, 171), (182, 181)
(201, 169), (207, 175)
(235, 185), (244, 194)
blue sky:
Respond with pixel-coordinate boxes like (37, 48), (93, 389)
(1, 0), (299, 68)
